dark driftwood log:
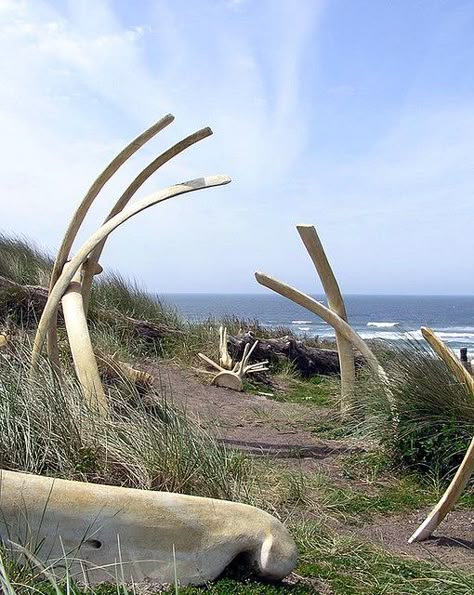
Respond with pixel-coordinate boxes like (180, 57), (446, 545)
(0, 275), (182, 339)
(228, 331), (363, 377)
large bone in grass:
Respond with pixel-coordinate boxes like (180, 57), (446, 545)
(47, 115), (174, 368)
(409, 327), (474, 542)
(0, 470), (297, 585)
(297, 225), (356, 413)
(31, 176), (230, 375)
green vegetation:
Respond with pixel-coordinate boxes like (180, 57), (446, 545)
(2, 234), (474, 593)
(275, 374), (338, 405)
(354, 339), (474, 485)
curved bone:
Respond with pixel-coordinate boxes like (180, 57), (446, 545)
(212, 370), (243, 391)
(421, 327), (474, 394)
(47, 114), (175, 367)
(81, 127), (213, 313)
(409, 327), (474, 543)
(198, 352), (225, 372)
(61, 268), (108, 416)
(408, 437), (474, 543)
(0, 470), (297, 585)
(31, 175), (231, 375)
(254, 272), (386, 383)
(296, 225), (355, 412)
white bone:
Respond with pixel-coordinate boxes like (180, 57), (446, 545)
(421, 327), (474, 394)
(0, 470), (297, 585)
(296, 225), (356, 413)
(31, 176), (231, 375)
(61, 268), (108, 416)
(255, 271), (385, 381)
(47, 115), (174, 368)
(198, 353), (225, 372)
(81, 127), (213, 313)
(218, 326), (233, 370)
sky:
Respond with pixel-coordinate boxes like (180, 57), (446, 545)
(0, 0), (473, 295)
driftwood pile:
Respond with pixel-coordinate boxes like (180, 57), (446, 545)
(228, 331), (362, 377)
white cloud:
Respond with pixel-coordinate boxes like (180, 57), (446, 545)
(0, 0), (323, 292)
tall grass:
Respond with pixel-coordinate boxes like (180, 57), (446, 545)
(0, 338), (250, 499)
(354, 337), (474, 483)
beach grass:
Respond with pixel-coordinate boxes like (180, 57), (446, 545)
(2, 234), (474, 592)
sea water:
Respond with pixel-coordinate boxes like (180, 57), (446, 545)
(159, 294), (474, 355)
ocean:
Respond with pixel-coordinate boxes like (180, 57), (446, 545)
(159, 294), (474, 355)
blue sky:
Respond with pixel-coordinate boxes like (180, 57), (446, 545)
(0, 0), (473, 294)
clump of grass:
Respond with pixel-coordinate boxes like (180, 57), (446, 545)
(294, 520), (474, 594)
(0, 338), (250, 500)
(0, 234), (310, 368)
(354, 338), (474, 486)
(0, 234), (52, 286)
(275, 374), (338, 405)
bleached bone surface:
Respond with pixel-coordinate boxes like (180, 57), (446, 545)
(198, 336), (268, 392)
(47, 115), (174, 367)
(0, 470), (297, 585)
(81, 127), (213, 313)
(255, 272), (385, 381)
(296, 225), (355, 412)
(62, 268), (108, 416)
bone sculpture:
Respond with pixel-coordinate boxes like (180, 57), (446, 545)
(254, 225), (388, 387)
(29, 116), (227, 412)
(409, 327), (474, 543)
(0, 470), (297, 585)
(296, 225), (356, 414)
(20, 117), (297, 585)
(198, 327), (269, 391)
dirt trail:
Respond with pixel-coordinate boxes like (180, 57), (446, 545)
(148, 362), (359, 460)
(147, 362), (474, 571)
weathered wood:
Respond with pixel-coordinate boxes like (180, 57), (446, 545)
(227, 331), (362, 377)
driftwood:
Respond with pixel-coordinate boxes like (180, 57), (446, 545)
(228, 331), (363, 377)
(0, 275), (180, 340)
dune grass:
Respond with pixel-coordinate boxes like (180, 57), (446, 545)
(0, 338), (250, 500)
(3, 234), (474, 592)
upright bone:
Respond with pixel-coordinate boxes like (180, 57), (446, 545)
(296, 225), (356, 413)
(61, 267), (108, 416)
